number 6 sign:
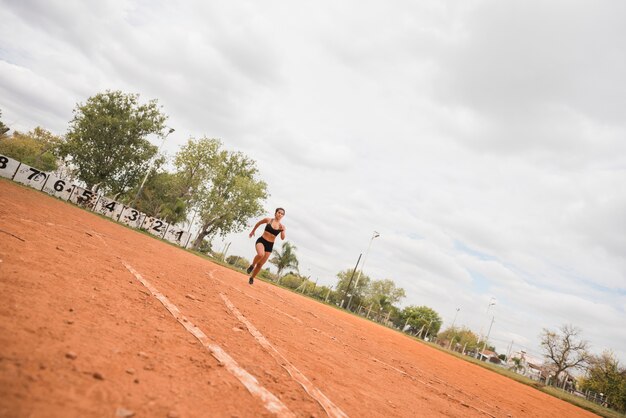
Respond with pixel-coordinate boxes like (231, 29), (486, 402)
(42, 174), (75, 201)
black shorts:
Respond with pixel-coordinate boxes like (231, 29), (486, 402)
(256, 236), (274, 253)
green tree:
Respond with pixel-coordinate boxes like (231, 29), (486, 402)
(226, 255), (250, 270)
(438, 326), (480, 352)
(279, 273), (303, 289)
(0, 127), (62, 171)
(0, 109), (9, 136)
(540, 324), (590, 386)
(580, 351), (626, 412)
(270, 241), (299, 282)
(173, 137), (222, 204)
(61, 90), (167, 194)
(363, 279), (406, 313)
(334, 268), (371, 307)
(128, 171), (187, 224)
(189, 144), (268, 249)
(400, 305), (442, 339)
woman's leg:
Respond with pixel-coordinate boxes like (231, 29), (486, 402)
(251, 252), (271, 278)
(247, 242), (265, 272)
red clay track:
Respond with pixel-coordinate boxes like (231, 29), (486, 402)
(0, 179), (597, 417)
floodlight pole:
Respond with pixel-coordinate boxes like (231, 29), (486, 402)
(347, 231), (379, 311)
(342, 253), (362, 308)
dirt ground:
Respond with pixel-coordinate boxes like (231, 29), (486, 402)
(0, 178), (598, 418)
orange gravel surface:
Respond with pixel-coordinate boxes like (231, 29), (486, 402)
(0, 179), (598, 417)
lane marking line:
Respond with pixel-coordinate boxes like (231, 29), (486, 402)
(207, 270), (302, 324)
(121, 261), (294, 418)
(219, 292), (349, 418)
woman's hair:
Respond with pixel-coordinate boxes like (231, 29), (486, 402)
(275, 207), (285, 215)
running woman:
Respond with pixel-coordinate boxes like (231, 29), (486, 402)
(246, 208), (286, 284)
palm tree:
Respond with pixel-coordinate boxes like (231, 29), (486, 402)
(270, 241), (299, 283)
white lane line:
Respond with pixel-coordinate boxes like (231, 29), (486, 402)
(206, 270), (302, 324)
(121, 261), (294, 418)
(219, 292), (349, 418)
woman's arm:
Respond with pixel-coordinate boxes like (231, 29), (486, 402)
(249, 218), (270, 238)
(280, 225), (286, 240)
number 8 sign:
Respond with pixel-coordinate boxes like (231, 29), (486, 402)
(0, 154), (20, 179)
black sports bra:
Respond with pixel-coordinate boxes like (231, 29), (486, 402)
(264, 219), (283, 236)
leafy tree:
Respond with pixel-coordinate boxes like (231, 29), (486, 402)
(61, 90), (167, 194)
(279, 273), (303, 289)
(128, 171), (187, 224)
(437, 326), (479, 352)
(173, 137), (222, 204)
(334, 268), (371, 307)
(540, 324), (590, 386)
(0, 109), (9, 136)
(188, 142), (268, 249)
(580, 351), (626, 412)
(363, 279), (406, 313)
(400, 305), (442, 339)
(226, 255), (250, 270)
(0, 127), (62, 171)
(270, 241), (299, 282)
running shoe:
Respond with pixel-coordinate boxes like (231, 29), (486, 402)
(246, 264), (255, 274)
(249, 277), (254, 285)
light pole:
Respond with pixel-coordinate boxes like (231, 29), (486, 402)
(347, 231), (380, 310)
(447, 307), (461, 350)
(451, 307), (460, 329)
(480, 315), (495, 360)
(478, 297), (496, 343)
(131, 127), (175, 208)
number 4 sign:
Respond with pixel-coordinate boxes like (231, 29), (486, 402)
(93, 196), (124, 220)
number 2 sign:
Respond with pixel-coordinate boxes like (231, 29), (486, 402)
(141, 216), (169, 238)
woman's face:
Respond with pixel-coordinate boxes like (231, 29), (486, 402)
(275, 210), (285, 220)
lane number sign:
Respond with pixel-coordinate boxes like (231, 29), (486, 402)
(42, 174), (75, 201)
(13, 163), (49, 190)
(0, 154), (20, 179)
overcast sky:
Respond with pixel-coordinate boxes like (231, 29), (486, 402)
(1, 0), (624, 363)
